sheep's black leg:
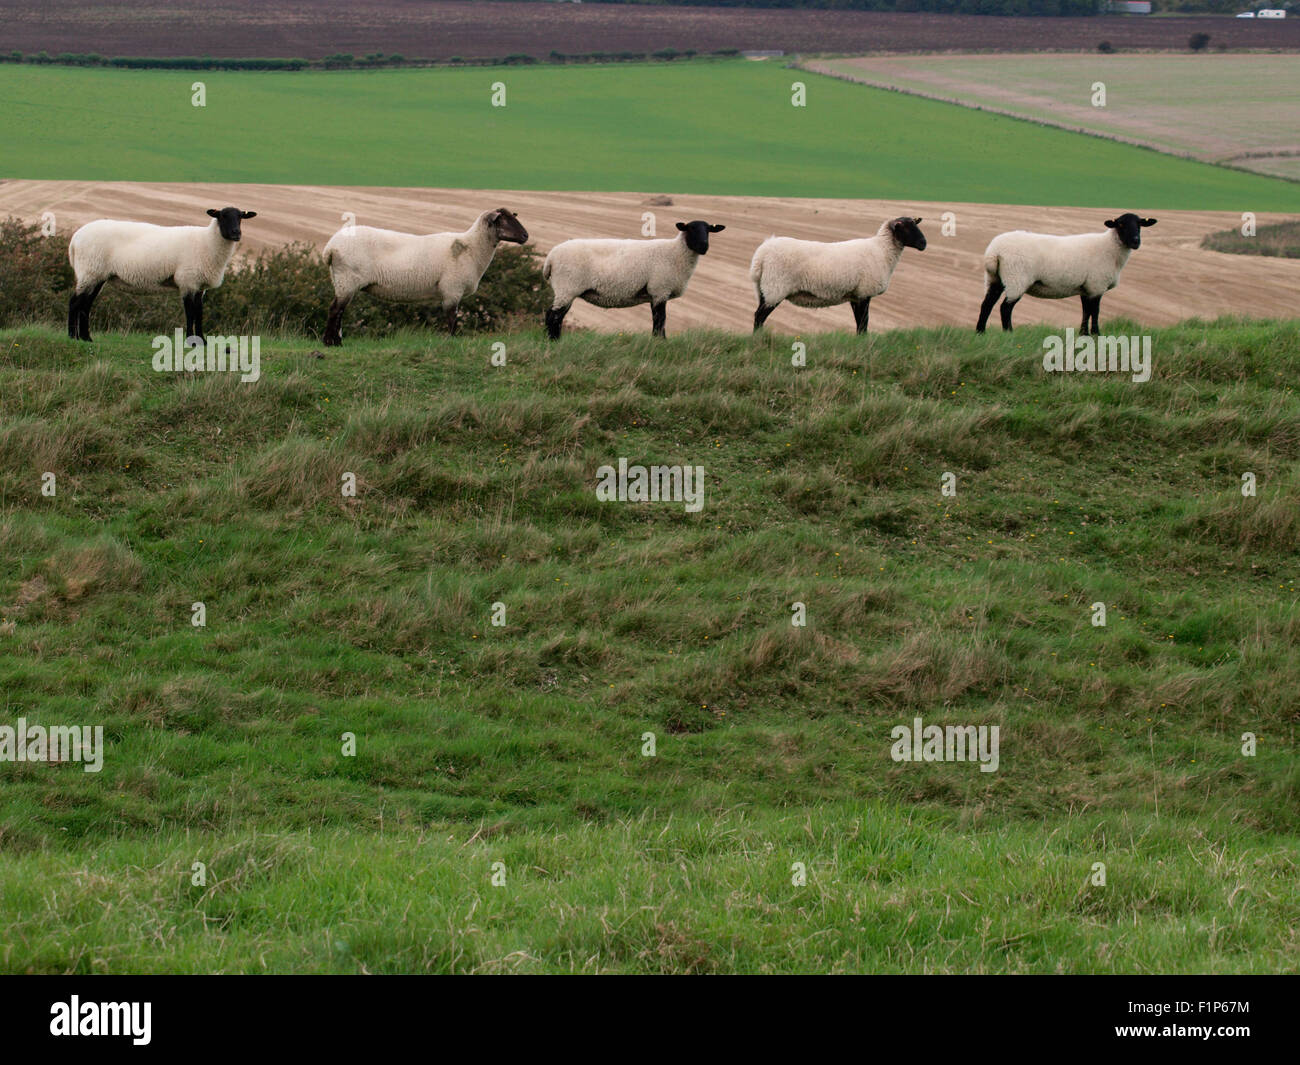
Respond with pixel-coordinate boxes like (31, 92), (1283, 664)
(323, 297), (349, 347)
(753, 298), (781, 332)
(545, 304), (569, 341)
(976, 281), (1004, 334)
(650, 301), (667, 338)
(1086, 295), (1102, 336)
(850, 297), (871, 335)
(68, 293), (80, 339)
(999, 296), (1019, 332)
(183, 293), (205, 344)
(77, 282), (103, 342)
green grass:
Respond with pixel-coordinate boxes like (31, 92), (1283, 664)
(3, 61), (1300, 208)
(4, 809), (1295, 974)
(1, 320), (1298, 972)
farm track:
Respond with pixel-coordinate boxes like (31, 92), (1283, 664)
(4, 179), (1299, 334)
(4, 1), (1300, 61)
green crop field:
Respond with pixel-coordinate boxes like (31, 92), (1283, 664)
(2, 321), (1298, 973)
(3, 61), (1300, 209)
(810, 54), (1300, 182)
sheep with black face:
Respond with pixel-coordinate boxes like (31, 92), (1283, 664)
(976, 212), (1158, 335)
(321, 208), (529, 346)
(750, 217), (927, 335)
(66, 206), (257, 342)
(542, 220), (726, 339)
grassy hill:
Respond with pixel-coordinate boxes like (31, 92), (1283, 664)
(1, 321), (1298, 973)
(3, 62), (1300, 208)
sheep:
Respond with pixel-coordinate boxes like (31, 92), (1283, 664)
(321, 208), (528, 346)
(976, 213), (1157, 335)
(542, 220), (726, 339)
(750, 217), (927, 335)
(66, 207), (257, 342)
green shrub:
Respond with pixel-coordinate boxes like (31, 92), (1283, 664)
(1201, 219), (1300, 260)
(0, 217), (74, 327)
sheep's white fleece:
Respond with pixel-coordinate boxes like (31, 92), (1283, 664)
(544, 232), (702, 308)
(68, 219), (239, 295)
(983, 229), (1133, 301)
(750, 221), (908, 307)
(324, 211), (502, 308)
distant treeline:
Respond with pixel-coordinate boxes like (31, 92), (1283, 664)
(1, 48), (741, 72)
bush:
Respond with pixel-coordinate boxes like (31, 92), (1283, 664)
(1097, 40), (1115, 53)
(0, 218), (549, 337)
(1189, 33), (1211, 52)
(1202, 218), (1300, 260)
(0, 218), (74, 328)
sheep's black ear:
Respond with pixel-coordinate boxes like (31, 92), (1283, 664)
(241, 211), (257, 219)
(675, 222), (687, 231)
(913, 217), (922, 224)
(1141, 218), (1157, 227)
(207, 209), (220, 218)
(709, 224), (725, 232)
(1104, 219), (1117, 228)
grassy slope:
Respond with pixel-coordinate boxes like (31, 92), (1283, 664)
(2, 62), (1299, 208)
(1, 321), (1297, 973)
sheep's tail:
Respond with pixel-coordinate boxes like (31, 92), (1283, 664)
(748, 239), (772, 293)
(541, 257), (552, 283)
(982, 250), (1001, 283)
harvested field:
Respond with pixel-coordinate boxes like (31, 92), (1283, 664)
(807, 54), (1300, 182)
(3, 1), (1299, 61)
(4, 178), (1298, 335)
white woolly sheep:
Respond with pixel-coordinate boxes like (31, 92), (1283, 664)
(321, 208), (528, 346)
(67, 206), (257, 342)
(750, 216), (927, 335)
(976, 212), (1157, 335)
(542, 220), (726, 339)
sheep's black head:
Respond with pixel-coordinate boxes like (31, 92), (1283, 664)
(488, 207), (529, 245)
(676, 220), (725, 255)
(889, 216), (927, 251)
(1105, 213), (1157, 250)
(207, 207), (256, 241)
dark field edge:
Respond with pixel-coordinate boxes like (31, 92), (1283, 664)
(3, 3), (1300, 63)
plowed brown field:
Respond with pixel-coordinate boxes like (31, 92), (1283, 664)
(5, 2), (1299, 61)
(4, 179), (1297, 334)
